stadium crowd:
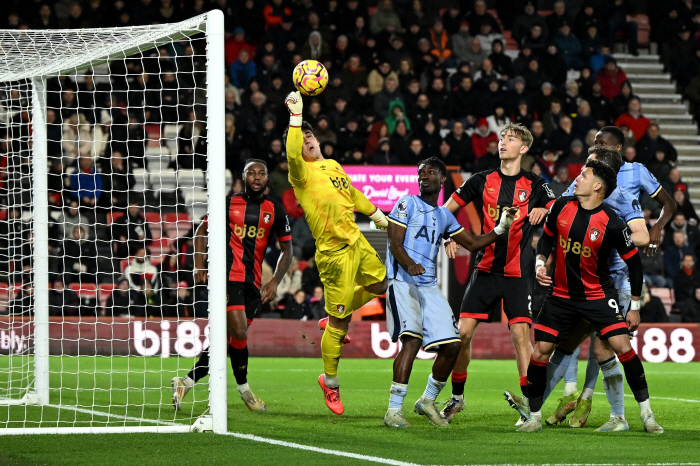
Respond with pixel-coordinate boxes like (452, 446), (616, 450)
(0, 0), (699, 323)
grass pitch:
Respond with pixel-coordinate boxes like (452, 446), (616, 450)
(0, 357), (698, 465)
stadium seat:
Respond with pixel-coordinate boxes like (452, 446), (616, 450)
(177, 169), (206, 188)
(628, 14), (650, 50)
(163, 212), (191, 239)
(182, 190), (208, 224)
(107, 212), (125, 225)
(149, 168), (178, 193)
(145, 145), (172, 173)
(68, 283), (97, 299)
(143, 212), (163, 239)
(650, 287), (674, 314)
(98, 283), (115, 308)
(132, 168), (148, 192)
(147, 237), (172, 257)
(144, 123), (162, 147)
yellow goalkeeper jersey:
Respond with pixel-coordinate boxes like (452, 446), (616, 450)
(285, 126), (375, 252)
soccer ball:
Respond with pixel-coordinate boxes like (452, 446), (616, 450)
(292, 60), (329, 96)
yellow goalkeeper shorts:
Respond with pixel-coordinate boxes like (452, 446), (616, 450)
(315, 233), (386, 319)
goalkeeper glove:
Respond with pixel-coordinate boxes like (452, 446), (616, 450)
(369, 208), (388, 230)
(285, 91), (303, 126)
(493, 209), (515, 235)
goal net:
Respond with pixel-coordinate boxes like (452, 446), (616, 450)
(0, 11), (227, 434)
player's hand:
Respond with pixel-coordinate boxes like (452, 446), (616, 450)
(408, 263), (425, 276)
(369, 208), (388, 230)
(194, 268), (208, 284)
(285, 91), (303, 116)
(535, 265), (552, 287)
(645, 223), (662, 256)
(444, 239), (460, 259)
(260, 278), (279, 304)
(626, 309), (641, 332)
(528, 207), (548, 225)
(494, 207), (518, 235)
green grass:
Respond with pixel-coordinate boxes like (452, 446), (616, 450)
(1, 357), (699, 465)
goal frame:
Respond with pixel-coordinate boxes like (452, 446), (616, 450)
(0, 10), (227, 435)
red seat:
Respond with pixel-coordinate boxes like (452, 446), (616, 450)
(98, 283), (115, 307)
(627, 14), (650, 48)
(68, 283), (97, 298)
(147, 238), (172, 257)
(144, 212), (163, 239)
(144, 124), (162, 147)
(0, 210), (7, 221)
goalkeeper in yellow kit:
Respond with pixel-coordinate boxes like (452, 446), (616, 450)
(283, 91), (388, 415)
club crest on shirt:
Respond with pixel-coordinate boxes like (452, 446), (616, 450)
(590, 227), (601, 241)
(337, 304), (346, 314)
(263, 212), (272, 224)
(398, 200), (407, 212)
(517, 189), (528, 202)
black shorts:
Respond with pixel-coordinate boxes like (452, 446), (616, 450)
(534, 295), (629, 344)
(459, 270), (533, 327)
(227, 281), (261, 324)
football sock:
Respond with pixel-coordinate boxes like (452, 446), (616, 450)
(519, 376), (528, 398)
(389, 382), (408, 409)
(543, 348), (572, 401)
(187, 345), (209, 382)
(229, 338), (248, 385)
(527, 356), (549, 413)
(321, 325), (346, 386)
(583, 337), (600, 391)
(564, 345), (581, 383)
(564, 382), (578, 396)
(581, 387), (594, 400)
(451, 371), (467, 397)
(618, 349), (650, 402)
(352, 286), (377, 311)
(639, 399), (651, 413)
(423, 374), (446, 400)
(600, 356), (625, 417)
(237, 382), (250, 395)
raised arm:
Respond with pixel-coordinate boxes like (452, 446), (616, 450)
(647, 188), (676, 255)
(451, 207), (517, 251)
(193, 221), (208, 284)
(351, 187), (388, 230)
(628, 219), (650, 247)
(284, 91), (309, 187)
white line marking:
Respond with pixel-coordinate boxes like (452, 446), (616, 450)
(47, 404), (179, 425)
(222, 432), (421, 466)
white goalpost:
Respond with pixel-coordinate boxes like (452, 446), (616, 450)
(0, 11), (227, 434)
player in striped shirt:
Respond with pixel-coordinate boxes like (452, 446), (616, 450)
(383, 158), (516, 428)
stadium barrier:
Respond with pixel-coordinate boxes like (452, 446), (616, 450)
(0, 318), (697, 363)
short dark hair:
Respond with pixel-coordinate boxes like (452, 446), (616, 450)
(587, 145), (622, 174)
(243, 158), (268, 172)
(585, 159), (617, 198)
(418, 156), (447, 179)
(599, 126), (625, 146)
(282, 120), (314, 146)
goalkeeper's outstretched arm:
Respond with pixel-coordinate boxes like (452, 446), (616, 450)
(351, 187), (388, 230)
(284, 91), (309, 187)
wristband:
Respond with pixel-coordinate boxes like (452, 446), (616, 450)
(289, 115), (302, 126)
(630, 299), (641, 311)
(493, 224), (506, 235)
(535, 259), (545, 270)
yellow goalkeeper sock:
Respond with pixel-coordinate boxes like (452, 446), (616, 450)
(352, 286), (378, 312)
(321, 325), (347, 380)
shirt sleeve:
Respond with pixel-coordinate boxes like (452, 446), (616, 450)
(285, 125), (309, 188)
(617, 189), (645, 225)
(442, 208), (465, 237)
(534, 179), (556, 208)
(273, 201), (292, 242)
(610, 214), (638, 261)
(450, 173), (483, 207)
(639, 164), (662, 197)
(388, 195), (414, 228)
(543, 197), (566, 237)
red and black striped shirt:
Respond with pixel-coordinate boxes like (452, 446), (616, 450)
(540, 196), (638, 301)
(207, 194), (291, 288)
(451, 169), (556, 277)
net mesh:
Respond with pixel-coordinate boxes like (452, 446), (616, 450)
(0, 15), (222, 431)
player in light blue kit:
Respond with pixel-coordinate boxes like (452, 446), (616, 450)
(383, 157), (516, 428)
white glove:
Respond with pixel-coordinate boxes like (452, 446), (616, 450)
(493, 209), (515, 235)
(285, 91), (303, 126)
(369, 208), (388, 230)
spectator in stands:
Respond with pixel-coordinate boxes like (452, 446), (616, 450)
(451, 20), (473, 64)
(370, 0), (402, 35)
(281, 289), (311, 320)
(678, 287), (700, 322)
(641, 235), (667, 288)
(512, 1), (548, 44)
(99, 151), (133, 211)
(597, 56), (628, 101)
(9, 282), (33, 316)
(56, 199), (95, 241)
(428, 18), (453, 65)
(512, 100), (536, 130)
(475, 141), (500, 172)
(540, 43), (568, 88)
(302, 31), (331, 63)
(573, 100), (597, 141)
(639, 282), (670, 323)
(528, 120), (550, 158)
(665, 230), (694, 285)
(521, 24), (547, 58)
(465, 0), (501, 37)
(225, 27), (255, 67)
(541, 99), (563, 138)
(554, 22), (583, 70)
(103, 277), (133, 317)
(486, 105), (511, 134)
(580, 25), (603, 65)
(373, 76), (403, 120)
(588, 80), (612, 125)
(615, 97), (650, 142)
(611, 81), (635, 121)
(635, 123), (677, 165)
(367, 61), (397, 96)
(274, 256), (302, 307)
(124, 246), (159, 293)
(648, 150), (674, 185)
(546, 1), (573, 36)
(674, 189), (699, 225)
(471, 118), (499, 159)
(61, 113), (92, 163)
(562, 81), (581, 115)
(674, 253), (700, 305)
(63, 225), (98, 285)
(308, 286), (327, 320)
(462, 37), (488, 70)
(603, 0), (639, 56)
(69, 156), (102, 208)
(230, 49), (257, 90)
(49, 276), (80, 317)
(476, 23), (504, 57)
(113, 199), (152, 259)
(550, 167), (572, 198)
